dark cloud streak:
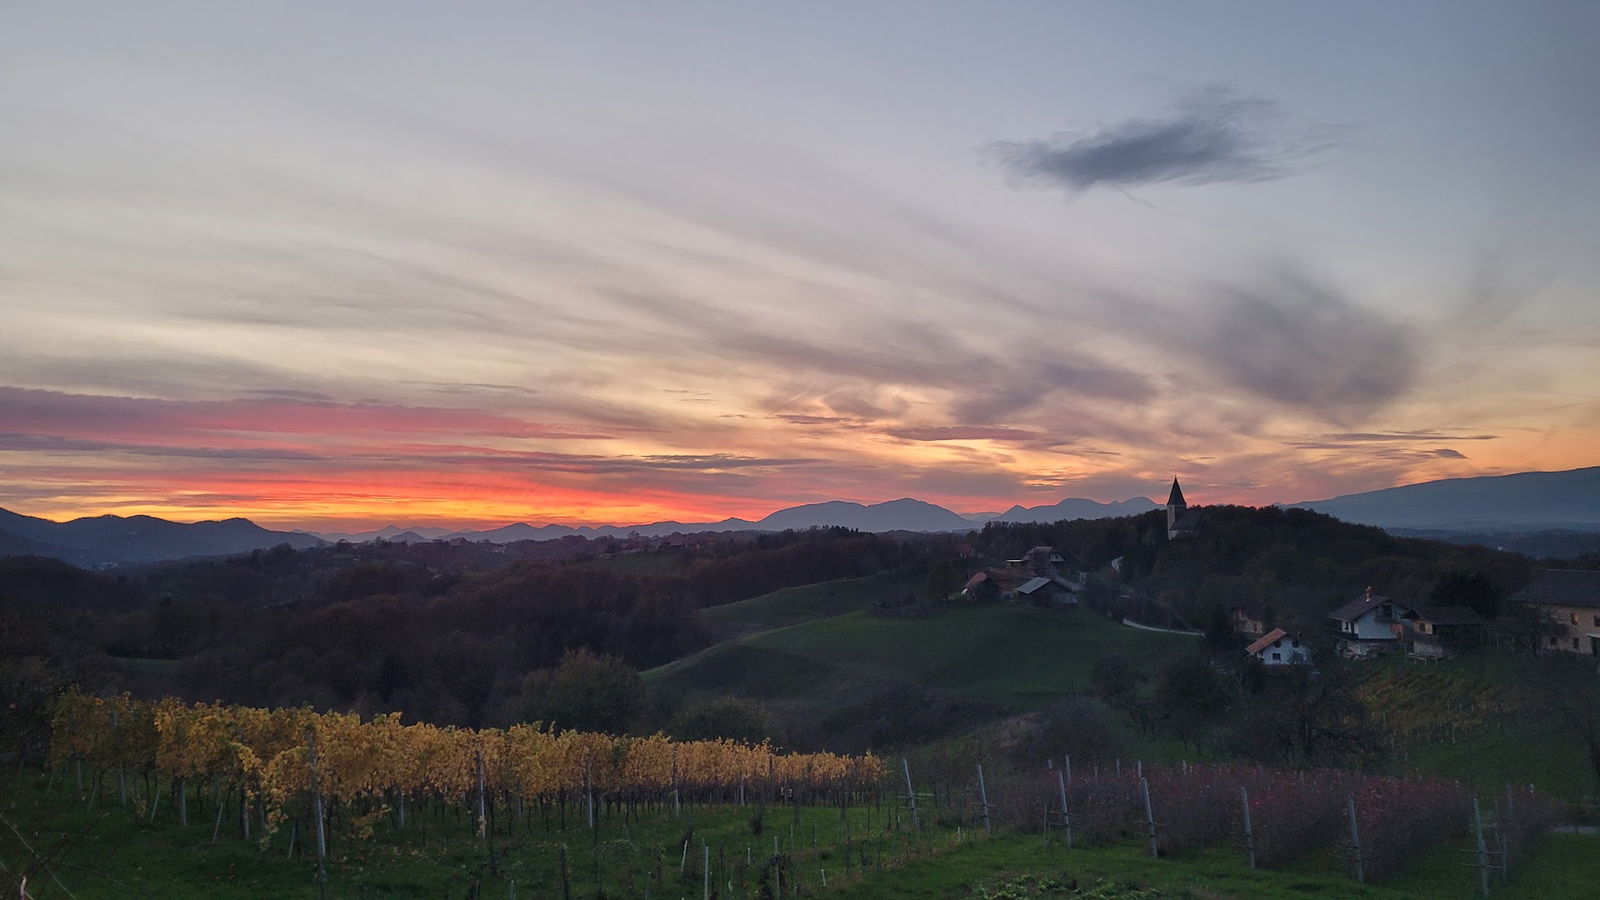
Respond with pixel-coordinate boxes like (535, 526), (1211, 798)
(993, 88), (1335, 193)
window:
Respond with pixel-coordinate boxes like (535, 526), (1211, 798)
(1593, 615), (1599, 628)
(1271, 652), (1281, 661)
(1291, 639), (1300, 648)
(1574, 637), (1582, 650)
(1572, 613), (1580, 626)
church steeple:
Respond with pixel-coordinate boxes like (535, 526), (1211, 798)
(1166, 477), (1190, 538)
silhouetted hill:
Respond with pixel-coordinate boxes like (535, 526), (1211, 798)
(0, 506), (323, 566)
(993, 496), (1158, 524)
(316, 524), (454, 542)
(1290, 466), (1600, 531)
(378, 496), (1161, 544)
(754, 498), (973, 532)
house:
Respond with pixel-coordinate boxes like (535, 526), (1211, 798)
(963, 571), (1000, 602)
(1514, 569), (1600, 657)
(1016, 575), (1075, 605)
(1403, 605), (1486, 660)
(1328, 587), (1413, 657)
(987, 568), (1027, 600)
(1246, 628), (1311, 666)
(1165, 478), (1202, 540)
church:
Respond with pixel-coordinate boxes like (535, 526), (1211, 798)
(1166, 477), (1203, 540)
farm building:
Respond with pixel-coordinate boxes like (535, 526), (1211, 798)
(1403, 605), (1487, 660)
(1015, 575), (1076, 606)
(1514, 569), (1600, 656)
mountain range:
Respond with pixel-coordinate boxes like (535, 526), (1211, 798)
(0, 506), (322, 567)
(1287, 465), (1600, 531)
(4, 465), (1597, 566)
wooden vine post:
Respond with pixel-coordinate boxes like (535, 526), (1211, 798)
(1471, 796), (1490, 898)
(1346, 794), (1364, 883)
(901, 758), (920, 830)
(306, 727), (328, 897)
(1239, 786), (1256, 870)
(1140, 777), (1157, 859)
(1056, 768), (1072, 849)
(475, 747), (488, 840)
(976, 764), (992, 836)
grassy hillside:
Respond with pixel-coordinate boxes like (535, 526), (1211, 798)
(701, 566), (931, 639)
(656, 600), (1191, 750)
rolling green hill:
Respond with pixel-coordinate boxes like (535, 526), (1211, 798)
(663, 590), (1192, 751)
(700, 567), (932, 638)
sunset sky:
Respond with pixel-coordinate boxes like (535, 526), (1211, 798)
(3, 1), (1598, 530)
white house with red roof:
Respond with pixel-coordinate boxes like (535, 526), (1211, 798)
(1246, 628), (1312, 666)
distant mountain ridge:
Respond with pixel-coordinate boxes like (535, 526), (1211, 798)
(993, 496), (1159, 524)
(1289, 466), (1600, 531)
(8, 465), (1597, 564)
(0, 506), (322, 566)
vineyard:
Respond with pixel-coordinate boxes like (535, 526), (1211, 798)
(47, 693), (883, 833)
(1359, 666), (1522, 750)
(7, 693), (1575, 898)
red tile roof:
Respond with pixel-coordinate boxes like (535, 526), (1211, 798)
(1246, 627), (1288, 655)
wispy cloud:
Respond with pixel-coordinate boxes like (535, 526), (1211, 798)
(0, 387), (614, 444)
(886, 425), (1042, 442)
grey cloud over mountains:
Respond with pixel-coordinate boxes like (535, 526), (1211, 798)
(993, 88), (1335, 193)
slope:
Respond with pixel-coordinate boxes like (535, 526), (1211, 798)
(657, 591), (1191, 751)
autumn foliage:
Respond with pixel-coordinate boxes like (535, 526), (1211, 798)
(50, 692), (883, 840)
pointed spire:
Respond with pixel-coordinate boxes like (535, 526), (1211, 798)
(1166, 477), (1186, 508)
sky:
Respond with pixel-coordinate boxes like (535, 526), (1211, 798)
(2, 1), (1598, 530)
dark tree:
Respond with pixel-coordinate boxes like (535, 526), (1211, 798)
(667, 696), (775, 744)
(1428, 570), (1500, 620)
(517, 649), (646, 735)
(1151, 654), (1230, 748)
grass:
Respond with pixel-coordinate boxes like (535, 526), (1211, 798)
(5, 768), (1595, 899)
(701, 567), (932, 639)
(653, 600), (1190, 752)
(662, 604), (1188, 711)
